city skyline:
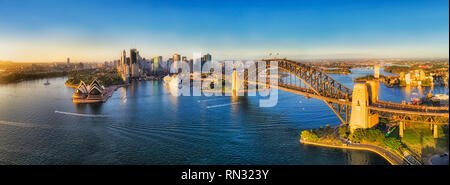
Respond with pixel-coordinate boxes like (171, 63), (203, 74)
(0, 0), (449, 62)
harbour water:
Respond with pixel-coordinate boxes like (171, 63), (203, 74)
(0, 68), (447, 164)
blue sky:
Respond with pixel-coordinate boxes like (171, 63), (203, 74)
(0, 0), (448, 62)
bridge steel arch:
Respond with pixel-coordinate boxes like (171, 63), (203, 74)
(262, 58), (353, 124)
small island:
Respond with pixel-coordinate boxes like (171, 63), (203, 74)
(353, 74), (386, 82)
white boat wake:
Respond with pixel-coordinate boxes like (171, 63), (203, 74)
(0, 120), (37, 128)
(54, 110), (110, 118)
(197, 97), (229, 102)
(206, 102), (240, 109)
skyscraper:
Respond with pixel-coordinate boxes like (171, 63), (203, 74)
(153, 56), (162, 74)
(121, 50), (127, 73)
(204, 53), (211, 62)
(173, 53), (181, 72)
(173, 54), (181, 62)
(67, 57), (70, 64)
(202, 53), (212, 66)
(126, 57), (131, 76)
(130, 48), (139, 78)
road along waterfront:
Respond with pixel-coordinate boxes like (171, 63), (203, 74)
(300, 139), (405, 165)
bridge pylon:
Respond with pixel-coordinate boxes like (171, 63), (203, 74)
(366, 80), (379, 103)
(349, 81), (379, 132)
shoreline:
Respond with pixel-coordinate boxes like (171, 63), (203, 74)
(424, 153), (449, 165)
(65, 83), (78, 88)
(324, 72), (351, 75)
(300, 139), (405, 165)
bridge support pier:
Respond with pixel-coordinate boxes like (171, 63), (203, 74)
(399, 121), (404, 138)
(433, 124), (438, 138)
(366, 80), (379, 103)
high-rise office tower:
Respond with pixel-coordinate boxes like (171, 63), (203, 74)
(130, 48), (139, 78)
(204, 53), (211, 62)
(67, 57), (70, 64)
(173, 53), (181, 72)
(188, 59), (194, 73)
(202, 53), (212, 66)
(173, 53), (181, 62)
(126, 57), (131, 76)
(121, 50), (127, 73)
(136, 51), (143, 76)
(153, 56), (162, 74)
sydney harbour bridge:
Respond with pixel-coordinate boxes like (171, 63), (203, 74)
(235, 58), (449, 138)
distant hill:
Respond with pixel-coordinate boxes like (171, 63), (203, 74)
(0, 60), (14, 63)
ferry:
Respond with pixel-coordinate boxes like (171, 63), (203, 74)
(163, 75), (182, 89)
(44, 79), (51, 86)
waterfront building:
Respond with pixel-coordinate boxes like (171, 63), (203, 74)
(405, 73), (411, 85)
(399, 72), (405, 81)
(414, 70), (420, 80)
(419, 70), (426, 81)
(72, 81), (88, 99)
(398, 70), (433, 87)
(87, 79), (104, 100)
(72, 79), (105, 101)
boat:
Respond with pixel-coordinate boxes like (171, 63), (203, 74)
(44, 79), (50, 86)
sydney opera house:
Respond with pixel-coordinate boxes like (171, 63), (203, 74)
(72, 79), (105, 103)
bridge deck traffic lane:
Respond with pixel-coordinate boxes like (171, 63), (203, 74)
(371, 103), (449, 114)
(368, 106), (449, 118)
(376, 101), (449, 111)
